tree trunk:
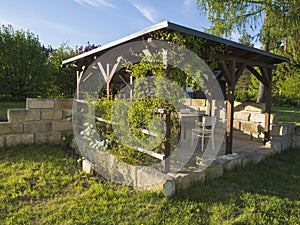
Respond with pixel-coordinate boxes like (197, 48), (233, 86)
(256, 10), (270, 103)
(257, 82), (265, 103)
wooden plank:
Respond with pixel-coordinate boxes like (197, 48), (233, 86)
(133, 146), (165, 160)
(264, 69), (272, 143)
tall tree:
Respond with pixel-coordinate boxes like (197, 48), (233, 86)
(235, 33), (255, 102)
(196, 0), (300, 103)
(46, 43), (77, 98)
(0, 25), (49, 100)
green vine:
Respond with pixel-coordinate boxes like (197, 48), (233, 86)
(89, 31), (223, 166)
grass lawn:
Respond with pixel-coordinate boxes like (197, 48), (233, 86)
(272, 105), (300, 125)
(0, 144), (299, 224)
(0, 101), (26, 121)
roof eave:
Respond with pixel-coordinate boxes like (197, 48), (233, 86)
(62, 20), (169, 66)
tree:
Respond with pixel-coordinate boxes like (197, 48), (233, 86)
(196, 0), (300, 103)
(235, 33), (256, 102)
(0, 25), (50, 100)
(46, 43), (77, 98)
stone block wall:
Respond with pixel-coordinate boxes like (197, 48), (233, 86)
(269, 123), (298, 152)
(0, 98), (73, 148)
(293, 126), (300, 149)
(233, 102), (298, 151)
(184, 99), (299, 150)
(233, 102), (278, 142)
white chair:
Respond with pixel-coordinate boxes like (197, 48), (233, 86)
(191, 116), (216, 151)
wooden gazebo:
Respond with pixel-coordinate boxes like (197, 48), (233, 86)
(62, 21), (289, 155)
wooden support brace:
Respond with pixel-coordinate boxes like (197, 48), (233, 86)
(247, 66), (268, 86)
(219, 60), (233, 86)
(161, 112), (171, 173)
(259, 66), (271, 87)
(119, 74), (132, 90)
(235, 64), (246, 83)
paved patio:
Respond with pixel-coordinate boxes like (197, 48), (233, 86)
(175, 125), (268, 169)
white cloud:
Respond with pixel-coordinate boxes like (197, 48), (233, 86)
(74, 0), (116, 8)
(130, 1), (157, 23)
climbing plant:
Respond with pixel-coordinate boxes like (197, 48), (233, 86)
(92, 31), (223, 166)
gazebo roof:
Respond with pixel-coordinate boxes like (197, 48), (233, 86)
(62, 20), (289, 67)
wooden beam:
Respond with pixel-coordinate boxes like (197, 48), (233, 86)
(215, 53), (276, 69)
(264, 69), (272, 143)
(235, 64), (247, 83)
(119, 74), (132, 89)
(76, 66), (85, 99)
(206, 100), (211, 116)
(259, 66), (271, 87)
(226, 84), (235, 154)
(133, 146), (165, 161)
(223, 59), (236, 155)
(219, 60), (233, 86)
(106, 81), (110, 100)
(130, 75), (133, 100)
(247, 66), (268, 86)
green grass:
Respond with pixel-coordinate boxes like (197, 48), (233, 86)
(272, 105), (300, 125)
(0, 144), (299, 224)
(0, 101), (25, 121)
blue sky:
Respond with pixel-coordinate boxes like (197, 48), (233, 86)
(0, 0), (245, 49)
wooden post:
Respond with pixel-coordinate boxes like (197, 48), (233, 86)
(161, 112), (171, 173)
(222, 60), (236, 155)
(226, 84), (235, 154)
(206, 99), (211, 116)
(106, 81), (110, 100)
(130, 75), (133, 101)
(264, 69), (272, 143)
(76, 66), (85, 100)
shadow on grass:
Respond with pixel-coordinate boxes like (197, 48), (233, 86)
(173, 148), (300, 203)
